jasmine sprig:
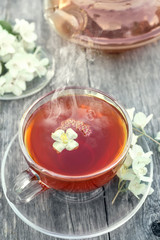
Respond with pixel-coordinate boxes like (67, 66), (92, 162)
(112, 181), (127, 205)
(112, 108), (156, 204)
(112, 144), (154, 204)
(133, 128), (160, 147)
(130, 108), (160, 149)
(0, 19), (50, 96)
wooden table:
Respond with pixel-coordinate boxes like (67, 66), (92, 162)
(0, 0), (160, 239)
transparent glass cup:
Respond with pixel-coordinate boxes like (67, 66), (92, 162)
(14, 87), (132, 203)
(44, 0), (160, 51)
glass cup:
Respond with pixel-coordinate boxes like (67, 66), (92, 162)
(14, 87), (132, 203)
(44, 0), (160, 51)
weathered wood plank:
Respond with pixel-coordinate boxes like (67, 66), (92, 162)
(0, 0), (8, 19)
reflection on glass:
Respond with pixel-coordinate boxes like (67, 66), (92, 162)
(44, 0), (160, 50)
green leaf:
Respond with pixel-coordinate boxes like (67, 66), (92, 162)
(0, 61), (8, 76)
(0, 20), (19, 37)
(0, 20), (13, 34)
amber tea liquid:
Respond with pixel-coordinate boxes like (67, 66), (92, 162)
(24, 94), (128, 192)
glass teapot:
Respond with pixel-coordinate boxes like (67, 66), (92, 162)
(44, 0), (160, 51)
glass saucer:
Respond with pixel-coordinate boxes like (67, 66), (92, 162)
(1, 134), (153, 239)
(0, 56), (55, 101)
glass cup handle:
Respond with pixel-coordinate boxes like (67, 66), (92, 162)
(9, 169), (48, 204)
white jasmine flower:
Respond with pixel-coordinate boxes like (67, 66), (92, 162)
(0, 88), (4, 95)
(0, 29), (16, 56)
(2, 82), (24, 97)
(133, 112), (153, 130)
(18, 71), (35, 82)
(0, 72), (27, 96)
(128, 144), (153, 182)
(0, 62), (2, 75)
(129, 145), (144, 159)
(14, 79), (26, 91)
(36, 58), (49, 77)
(129, 144), (153, 166)
(124, 153), (133, 168)
(115, 107), (154, 201)
(51, 128), (79, 153)
(0, 75), (6, 87)
(126, 108), (135, 121)
(128, 178), (147, 198)
(132, 161), (147, 179)
(22, 40), (36, 52)
(0, 73), (14, 94)
(2, 83), (14, 93)
(5, 53), (27, 77)
(2, 72), (12, 82)
(14, 19), (37, 43)
(1, 51), (49, 96)
(11, 85), (23, 96)
(1, 54), (12, 62)
(117, 165), (136, 181)
(155, 132), (160, 141)
(131, 133), (138, 146)
(139, 175), (153, 183)
(23, 53), (39, 73)
(6, 52), (38, 77)
(13, 40), (26, 54)
(0, 19), (49, 97)
(0, 73), (12, 93)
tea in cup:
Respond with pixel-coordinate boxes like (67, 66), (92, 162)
(16, 87), (132, 203)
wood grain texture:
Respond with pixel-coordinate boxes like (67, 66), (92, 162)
(1, 0), (160, 240)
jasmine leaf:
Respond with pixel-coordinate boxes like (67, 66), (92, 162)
(0, 20), (13, 34)
(0, 20), (19, 37)
(0, 61), (8, 76)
